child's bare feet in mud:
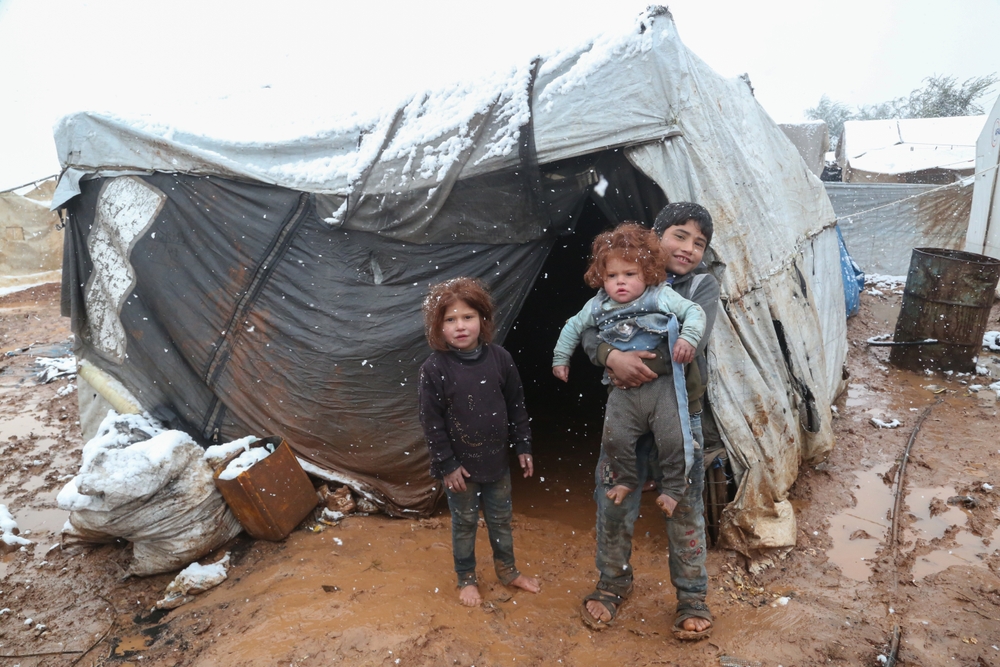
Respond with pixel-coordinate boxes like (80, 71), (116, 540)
(509, 574), (540, 593)
(459, 584), (482, 607)
(606, 484), (633, 505)
(656, 493), (677, 517)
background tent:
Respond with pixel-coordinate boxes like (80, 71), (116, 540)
(778, 121), (829, 179)
(0, 179), (62, 291)
(54, 7), (846, 554)
(966, 92), (1000, 296)
(836, 116), (983, 184)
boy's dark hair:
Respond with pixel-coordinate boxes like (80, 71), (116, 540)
(422, 277), (496, 351)
(652, 202), (713, 246)
(583, 222), (665, 290)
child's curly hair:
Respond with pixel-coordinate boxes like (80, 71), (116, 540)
(583, 222), (665, 289)
(422, 277), (496, 351)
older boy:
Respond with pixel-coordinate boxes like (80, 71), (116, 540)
(579, 203), (719, 640)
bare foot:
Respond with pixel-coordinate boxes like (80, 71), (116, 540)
(656, 493), (677, 517)
(508, 574), (540, 594)
(683, 616), (712, 633)
(459, 584), (482, 607)
(586, 599), (612, 624)
(606, 484), (632, 505)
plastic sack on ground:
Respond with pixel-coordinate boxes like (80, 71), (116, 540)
(57, 411), (242, 576)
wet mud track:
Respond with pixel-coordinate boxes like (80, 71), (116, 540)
(1, 284), (999, 666)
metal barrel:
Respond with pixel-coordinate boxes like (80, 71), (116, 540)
(889, 248), (1000, 373)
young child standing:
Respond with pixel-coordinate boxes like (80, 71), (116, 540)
(552, 223), (705, 517)
(418, 277), (541, 607)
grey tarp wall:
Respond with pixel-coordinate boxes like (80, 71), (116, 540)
(55, 7), (847, 553)
(826, 181), (973, 275)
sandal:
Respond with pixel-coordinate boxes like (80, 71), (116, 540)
(580, 587), (631, 630)
(672, 599), (713, 640)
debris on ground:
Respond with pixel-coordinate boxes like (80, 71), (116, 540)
(156, 553), (231, 610)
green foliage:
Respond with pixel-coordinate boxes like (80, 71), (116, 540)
(807, 74), (998, 142)
(806, 95), (854, 140)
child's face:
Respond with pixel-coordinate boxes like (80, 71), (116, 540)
(659, 219), (708, 275)
(441, 299), (482, 351)
(603, 255), (647, 304)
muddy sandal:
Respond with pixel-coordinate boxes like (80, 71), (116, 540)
(672, 599), (713, 640)
(580, 589), (628, 630)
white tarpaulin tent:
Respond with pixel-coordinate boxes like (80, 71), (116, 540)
(0, 179), (62, 291)
(836, 116), (984, 184)
(779, 121), (829, 178)
(53, 7), (846, 554)
(966, 92), (1000, 291)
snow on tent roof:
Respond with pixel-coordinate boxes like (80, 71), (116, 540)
(54, 6), (847, 557)
(837, 116), (985, 180)
(54, 13), (689, 207)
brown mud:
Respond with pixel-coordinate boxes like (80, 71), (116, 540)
(0, 284), (999, 666)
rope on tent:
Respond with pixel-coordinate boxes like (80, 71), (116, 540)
(833, 161), (999, 223)
(0, 174), (59, 195)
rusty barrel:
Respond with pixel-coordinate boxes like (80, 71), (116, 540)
(890, 248), (1000, 373)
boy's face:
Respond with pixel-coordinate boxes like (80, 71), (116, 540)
(603, 254), (646, 304)
(442, 298), (482, 351)
(659, 219), (708, 276)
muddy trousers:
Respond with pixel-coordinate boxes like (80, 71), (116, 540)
(445, 471), (521, 588)
(594, 413), (708, 602)
(601, 374), (691, 498)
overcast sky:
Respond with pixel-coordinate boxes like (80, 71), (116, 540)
(2, 0), (998, 191)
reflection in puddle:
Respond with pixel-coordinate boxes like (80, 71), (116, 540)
(905, 485), (998, 580)
(827, 462), (892, 581)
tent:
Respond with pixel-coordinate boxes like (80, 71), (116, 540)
(966, 92), (1000, 291)
(0, 179), (62, 291)
(53, 6), (846, 554)
(778, 121), (829, 179)
(836, 116), (983, 184)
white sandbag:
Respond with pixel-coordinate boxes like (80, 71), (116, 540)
(57, 411), (242, 576)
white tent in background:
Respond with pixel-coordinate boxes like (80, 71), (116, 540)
(966, 93), (1000, 293)
(0, 179), (62, 292)
(836, 116), (983, 184)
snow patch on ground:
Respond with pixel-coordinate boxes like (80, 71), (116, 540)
(0, 505), (33, 548)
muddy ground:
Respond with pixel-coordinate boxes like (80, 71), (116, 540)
(1, 282), (999, 667)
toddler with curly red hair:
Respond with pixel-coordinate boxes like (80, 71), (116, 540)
(552, 222), (705, 516)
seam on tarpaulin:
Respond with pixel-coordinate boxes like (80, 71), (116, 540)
(199, 192), (311, 440)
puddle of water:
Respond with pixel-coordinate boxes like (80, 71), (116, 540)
(827, 462), (893, 581)
(868, 299), (901, 329)
(905, 485), (999, 580)
(21, 475), (47, 493)
(829, 474), (1000, 582)
(17, 507), (68, 538)
(0, 412), (58, 441)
